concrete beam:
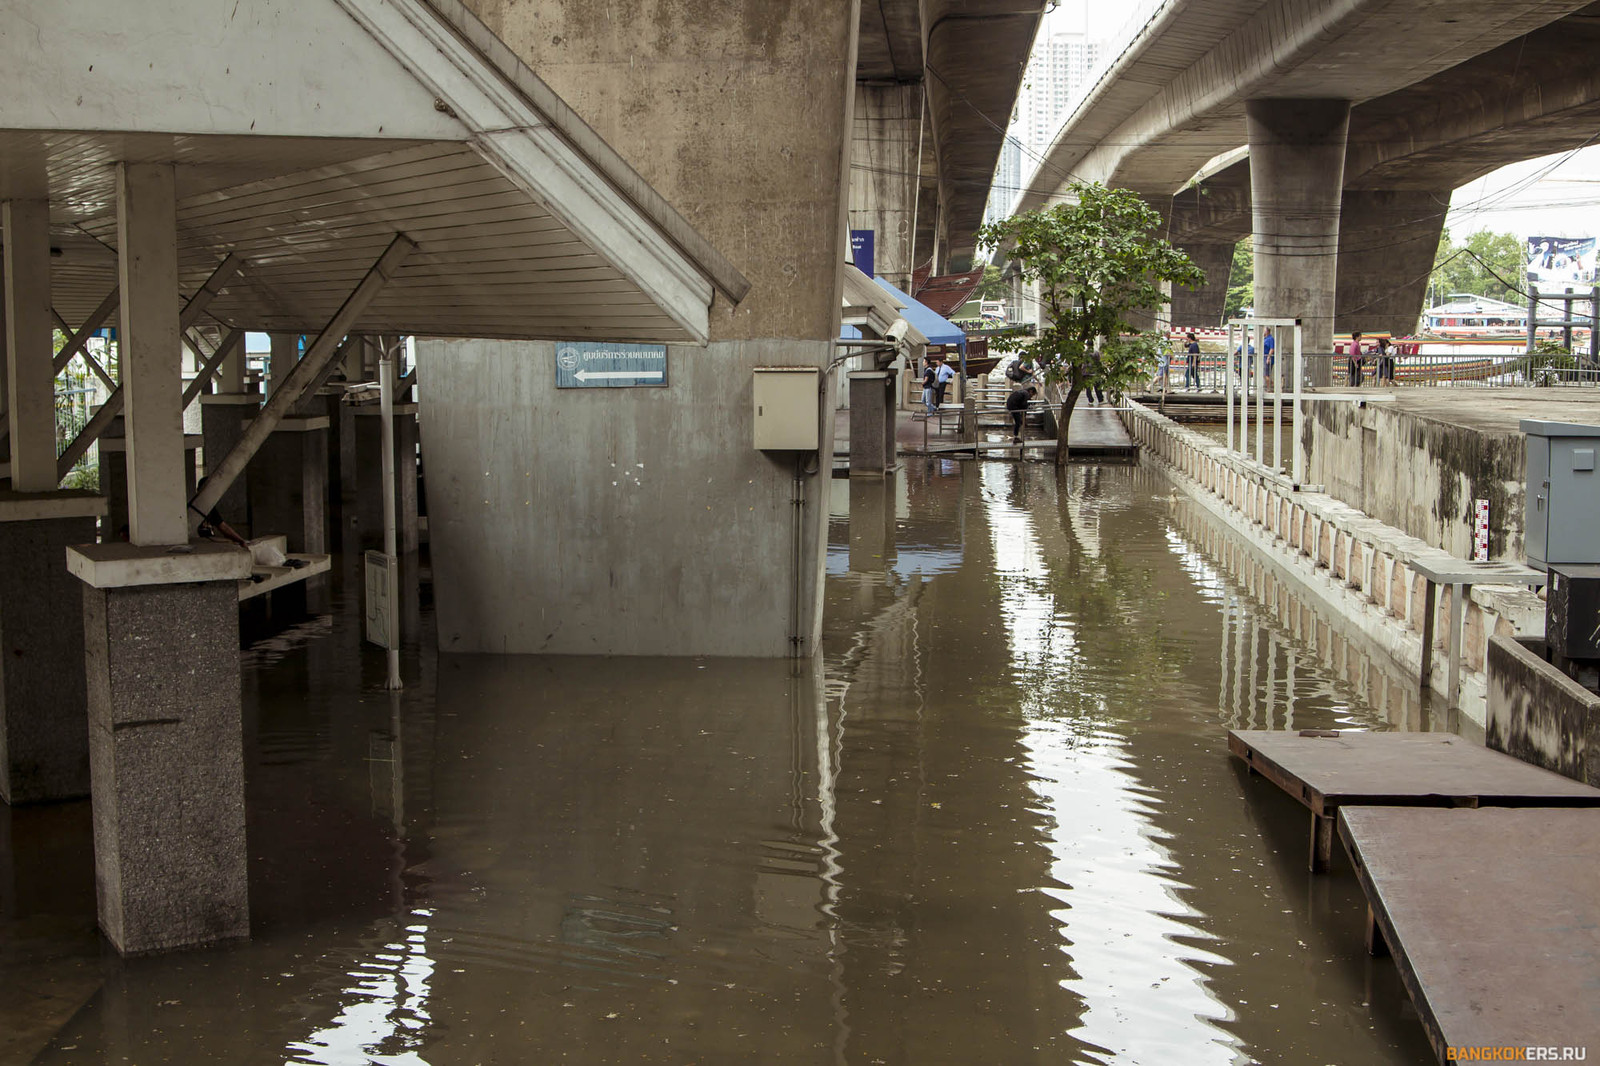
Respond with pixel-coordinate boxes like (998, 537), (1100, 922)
(3, 201), (56, 492)
(1172, 242), (1235, 328)
(849, 83), (922, 292)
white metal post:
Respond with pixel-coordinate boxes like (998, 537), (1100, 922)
(379, 351), (402, 691)
(1272, 326), (1284, 472)
(1254, 324), (1265, 466)
(1292, 322), (1305, 485)
(1225, 322), (1236, 453)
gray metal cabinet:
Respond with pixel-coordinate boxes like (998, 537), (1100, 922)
(1522, 419), (1600, 570)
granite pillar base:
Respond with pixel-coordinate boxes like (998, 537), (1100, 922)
(353, 405), (419, 555)
(0, 494), (105, 804)
(245, 419), (329, 554)
(848, 371), (896, 477)
(200, 393), (259, 531)
(73, 543), (252, 955)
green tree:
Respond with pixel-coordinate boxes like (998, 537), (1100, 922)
(976, 264), (1009, 301)
(1223, 239), (1253, 320)
(977, 181), (1203, 466)
(1430, 229), (1524, 305)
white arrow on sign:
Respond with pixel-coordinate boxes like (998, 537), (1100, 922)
(574, 370), (664, 382)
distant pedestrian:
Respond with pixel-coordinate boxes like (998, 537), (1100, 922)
(920, 357), (938, 415)
(1006, 385), (1037, 443)
(1183, 332), (1202, 390)
(1348, 331), (1365, 386)
(934, 355), (956, 407)
(1375, 336), (1394, 383)
(1262, 327), (1276, 382)
(1150, 341), (1171, 391)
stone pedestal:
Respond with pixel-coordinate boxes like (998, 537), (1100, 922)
(352, 404), (419, 555)
(245, 417), (329, 554)
(199, 392), (259, 531)
(848, 371), (897, 477)
(68, 541), (253, 954)
(297, 387), (346, 517)
(99, 430), (200, 541)
(0, 492), (106, 804)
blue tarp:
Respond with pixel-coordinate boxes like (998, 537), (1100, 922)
(872, 277), (967, 348)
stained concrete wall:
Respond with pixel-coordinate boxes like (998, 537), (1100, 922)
(1486, 633), (1600, 787)
(849, 83), (921, 291)
(419, 0), (857, 657)
(1304, 400), (1525, 561)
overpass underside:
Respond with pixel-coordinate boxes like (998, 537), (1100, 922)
(1025, 0), (1600, 343)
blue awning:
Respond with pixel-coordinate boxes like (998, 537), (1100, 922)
(872, 277), (966, 348)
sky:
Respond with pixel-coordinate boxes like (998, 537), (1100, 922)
(1039, 0), (1600, 242)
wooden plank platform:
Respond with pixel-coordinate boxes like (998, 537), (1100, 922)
(1228, 729), (1600, 871)
(1339, 807), (1600, 1062)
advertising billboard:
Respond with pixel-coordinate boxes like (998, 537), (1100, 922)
(1526, 236), (1597, 287)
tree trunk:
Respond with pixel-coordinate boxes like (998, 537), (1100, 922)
(1055, 387), (1082, 467)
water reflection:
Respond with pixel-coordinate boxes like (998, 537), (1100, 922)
(0, 461), (1435, 1064)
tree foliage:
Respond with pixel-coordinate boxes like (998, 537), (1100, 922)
(976, 181), (1204, 465)
(975, 264), (1009, 301)
(1224, 239), (1253, 320)
(1431, 229), (1524, 304)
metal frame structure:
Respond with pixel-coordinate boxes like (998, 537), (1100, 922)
(1224, 316), (1304, 483)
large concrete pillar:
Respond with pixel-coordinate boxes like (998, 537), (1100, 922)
(1336, 189), (1448, 338)
(849, 83), (922, 291)
(268, 334), (299, 397)
(66, 162), (251, 954)
(421, 0), (856, 657)
(245, 419), (329, 553)
(1171, 242), (1234, 328)
(353, 404), (418, 556)
(1246, 99), (1351, 358)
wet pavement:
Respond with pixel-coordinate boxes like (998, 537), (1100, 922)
(1, 461), (1438, 1064)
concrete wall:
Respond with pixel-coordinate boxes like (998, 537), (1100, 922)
(1486, 633), (1600, 787)
(419, 0), (858, 656)
(849, 83), (921, 291)
(1305, 400), (1525, 562)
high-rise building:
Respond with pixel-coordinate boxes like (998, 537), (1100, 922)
(984, 29), (1104, 222)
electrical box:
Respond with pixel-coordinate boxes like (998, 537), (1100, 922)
(1521, 419), (1600, 570)
(753, 367), (819, 450)
(1547, 564), (1600, 661)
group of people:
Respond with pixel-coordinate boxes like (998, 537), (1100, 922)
(918, 354), (957, 416)
(1346, 331), (1396, 386)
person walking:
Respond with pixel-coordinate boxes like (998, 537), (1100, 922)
(1375, 336), (1394, 383)
(1183, 332), (1202, 391)
(1149, 339), (1171, 392)
(1006, 384), (1036, 443)
(934, 354), (956, 408)
(920, 356), (938, 416)
(1347, 331), (1365, 387)
(1262, 327), (1276, 383)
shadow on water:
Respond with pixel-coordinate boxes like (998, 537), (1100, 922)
(0, 459), (1435, 1064)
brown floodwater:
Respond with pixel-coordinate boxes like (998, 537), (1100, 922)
(0, 460), (1438, 1064)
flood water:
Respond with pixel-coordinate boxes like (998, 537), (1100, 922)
(0, 461), (1438, 1064)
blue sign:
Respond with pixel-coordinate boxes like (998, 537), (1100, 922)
(555, 342), (668, 389)
(850, 229), (875, 279)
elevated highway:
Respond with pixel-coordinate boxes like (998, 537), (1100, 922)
(1018, 0), (1599, 345)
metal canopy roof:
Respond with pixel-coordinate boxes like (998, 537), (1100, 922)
(0, 0), (748, 344)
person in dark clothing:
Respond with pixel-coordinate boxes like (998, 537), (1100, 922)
(1183, 332), (1202, 390)
(1347, 331), (1365, 386)
(1006, 385), (1036, 443)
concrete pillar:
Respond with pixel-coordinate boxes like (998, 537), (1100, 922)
(200, 393), (259, 530)
(99, 423), (200, 541)
(245, 419), (328, 553)
(2, 200), (56, 492)
(1171, 242), (1234, 328)
(849, 84), (922, 291)
(1336, 189), (1448, 338)
(218, 330), (246, 394)
(116, 163), (188, 546)
(847, 371), (896, 476)
(1246, 99), (1351, 359)
(268, 333), (299, 397)
(67, 543), (252, 954)
(421, 0), (853, 656)
(0, 494), (105, 804)
(847, 476), (896, 573)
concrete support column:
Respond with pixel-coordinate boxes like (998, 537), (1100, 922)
(268, 334), (299, 397)
(3, 201), (57, 492)
(848, 84), (922, 291)
(1172, 242), (1235, 328)
(0, 494), (106, 804)
(70, 546), (252, 954)
(354, 404), (417, 555)
(1246, 99), (1351, 359)
(245, 419), (328, 553)
(847, 371), (895, 476)
(217, 330), (246, 394)
(116, 163), (188, 546)
(1336, 189), (1448, 337)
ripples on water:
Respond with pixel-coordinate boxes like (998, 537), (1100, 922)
(0, 462), (1434, 1064)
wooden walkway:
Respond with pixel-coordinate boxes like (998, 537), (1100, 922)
(1340, 807), (1600, 1062)
(1227, 729), (1600, 871)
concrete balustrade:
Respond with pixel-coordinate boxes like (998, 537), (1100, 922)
(1121, 401), (1543, 723)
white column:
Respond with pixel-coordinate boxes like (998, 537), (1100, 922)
(116, 163), (188, 546)
(219, 331), (246, 393)
(269, 332), (299, 395)
(3, 200), (57, 492)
